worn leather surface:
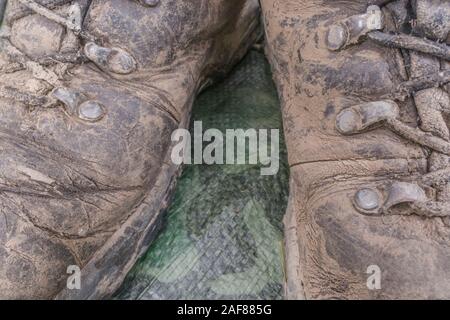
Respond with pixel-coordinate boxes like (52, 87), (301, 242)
(0, 0), (260, 299)
(262, 0), (450, 299)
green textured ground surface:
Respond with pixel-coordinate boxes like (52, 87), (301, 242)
(115, 50), (289, 300)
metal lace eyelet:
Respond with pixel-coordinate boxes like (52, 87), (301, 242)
(78, 100), (106, 122)
(335, 100), (399, 135)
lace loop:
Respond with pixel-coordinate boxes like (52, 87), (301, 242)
(0, 1), (93, 107)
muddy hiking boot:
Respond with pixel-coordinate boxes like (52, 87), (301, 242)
(0, 0), (260, 299)
(261, 0), (450, 299)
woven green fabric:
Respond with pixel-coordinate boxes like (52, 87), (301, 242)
(115, 50), (289, 300)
